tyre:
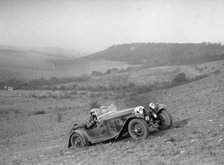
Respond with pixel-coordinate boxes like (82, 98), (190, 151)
(157, 110), (172, 130)
(128, 118), (149, 140)
(70, 132), (88, 149)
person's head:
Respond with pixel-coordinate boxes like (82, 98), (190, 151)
(90, 108), (97, 117)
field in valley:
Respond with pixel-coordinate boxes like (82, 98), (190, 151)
(0, 46), (133, 82)
(0, 61), (224, 165)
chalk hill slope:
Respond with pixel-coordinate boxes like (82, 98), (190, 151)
(84, 43), (224, 66)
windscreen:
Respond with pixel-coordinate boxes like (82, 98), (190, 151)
(95, 104), (117, 117)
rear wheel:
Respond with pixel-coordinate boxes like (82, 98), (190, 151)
(128, 119), (149, 140)
(157, 110), (172, 130)
(70, 133), (88, 149)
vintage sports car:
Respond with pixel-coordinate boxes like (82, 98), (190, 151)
(68, 103), (172, 149)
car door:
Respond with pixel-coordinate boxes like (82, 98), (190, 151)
(86, 121), (109, 139)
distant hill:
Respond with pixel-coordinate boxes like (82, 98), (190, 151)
(0, 45), (78, 69)
(0, 45), (131, 81)
(0, 45), (84, 59)
(83, 43), (224, 67)
(0, 45), (83, 81)
(32, 47), (88, 58)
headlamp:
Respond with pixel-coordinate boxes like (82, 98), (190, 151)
(149, 102), (156, 110)
(134, 106), (145, 114)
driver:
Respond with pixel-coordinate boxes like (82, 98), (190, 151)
(85, 108), (98, 129)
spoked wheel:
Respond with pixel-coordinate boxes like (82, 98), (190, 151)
(70, 133), (88, 149)
(157, 110), (172, 130)
(128, 119), (149, 140)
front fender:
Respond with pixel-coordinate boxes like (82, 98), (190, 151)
(116, 114), (145, 139)
(155, 104), (166, 113)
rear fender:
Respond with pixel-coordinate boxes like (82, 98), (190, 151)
(68, 129), (89, 148)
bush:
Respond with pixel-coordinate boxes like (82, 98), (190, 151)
(70, 90), (78, 95)
(213, 70), (221, 75)
(89, 100), (100, 109)
(91, 71), (103, 76)
(172, 72), (187, 85)
(57, 112), (63, 123)
(31, 110), (46, 115)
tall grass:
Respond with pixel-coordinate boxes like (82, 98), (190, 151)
(89, 100), (101, 109)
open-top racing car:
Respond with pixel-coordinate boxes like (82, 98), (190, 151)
(68, 102), (172, 149)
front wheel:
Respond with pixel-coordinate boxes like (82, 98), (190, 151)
(157, 110), (172, 130)
(70, 133), (88, 149)
(128, 119), (149, 140)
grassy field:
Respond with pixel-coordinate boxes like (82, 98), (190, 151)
(54, 60), (224, 92)
(0, 60), (224, 165)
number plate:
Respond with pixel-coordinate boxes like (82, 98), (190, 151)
(145, 116), (150, 121)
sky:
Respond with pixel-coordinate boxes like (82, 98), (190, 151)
(0, 0), (224, 52)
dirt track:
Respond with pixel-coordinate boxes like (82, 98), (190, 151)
(1, 72), (224, 165)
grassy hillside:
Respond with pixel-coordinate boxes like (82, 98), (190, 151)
(0, 68), (223, 165)
(84, 42), (224, 66)
(1, 44), (224, 165)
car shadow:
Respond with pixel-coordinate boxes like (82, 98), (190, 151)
(172, 118), (190, 129)
(149, 118), (191, 138)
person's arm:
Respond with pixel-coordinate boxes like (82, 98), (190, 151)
(86, 116), (97, 129)
(87, 120), (96, 129)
